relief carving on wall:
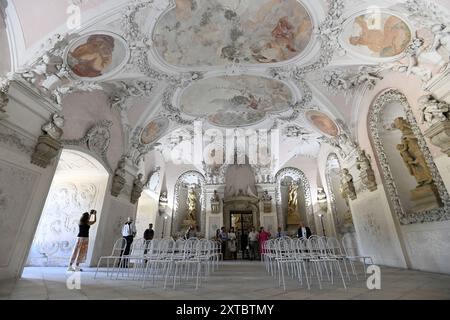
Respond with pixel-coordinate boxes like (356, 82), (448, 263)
(62, 120), (113, 171)
(28, 182), (98, 266)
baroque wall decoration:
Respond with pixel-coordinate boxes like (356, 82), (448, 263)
(325, 153), (356, 236)
(62, 120), (113, 172)
(171, 171), (206, 236)
(368, 89), (450, 224)
(275, 167), (314, 233)
(27, 182), (99, 266)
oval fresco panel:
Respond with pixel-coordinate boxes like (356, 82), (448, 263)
(181, 75), (293, 127)
(306, 111), (339, 137)
(153, 0), (313, 67)
(342, 13), (411, 59)
(141, 117), (170, 145)
(67, 32), (128, 79)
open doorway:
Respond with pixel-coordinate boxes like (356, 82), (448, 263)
(230, 211), (253, 260)
(26, 149), (109, 268)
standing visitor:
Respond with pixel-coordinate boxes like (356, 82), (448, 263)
(228, 227), (237, 260)
(68, 210), (97, 272)
(143, 223), (154, 241)
(297, 221), (312, 239)
(248, 227), (258, 261)
(258, 226), (271, 260)
(276, 227), (286, 238)
(121, 217), (136, 267)
(219, 227), (228, 260)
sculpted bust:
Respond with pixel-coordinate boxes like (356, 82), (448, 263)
(42, 113), (65, 140)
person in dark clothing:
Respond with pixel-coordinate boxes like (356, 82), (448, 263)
(241, 232), (248, 259)
(297, 221), (312, 239)
(143, 223), (154, 241)
(68, 210), (97, 272)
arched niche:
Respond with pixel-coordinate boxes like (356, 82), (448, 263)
(368, 89), (450, 224)
(325, 153), (355, 237)
(171, 170), (206, 237)
(275, 167), (314, 233)
(26, 149), (109, 266)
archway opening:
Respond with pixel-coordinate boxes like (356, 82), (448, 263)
(25, 149), (109, 270)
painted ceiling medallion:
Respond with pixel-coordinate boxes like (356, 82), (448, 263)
(141, 117), (170, 145)
(153, 0), (313, 67)
(306, 110), (339, 137)
(66, 32), (129, 79)
(180, 75), (293, 127)
(343, 12), (412, 59)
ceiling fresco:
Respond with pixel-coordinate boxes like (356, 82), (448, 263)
(67, 33), (129, 79)
(153, 0), (313, 67)
(343, 13), (412, 59)
(141, 117), (170, 145)
(180, 75), (293, 127)
(305, 110), (339, 137)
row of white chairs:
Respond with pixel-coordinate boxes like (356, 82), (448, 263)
(262, 235), (373, 291)
(94, 237), (223, 290)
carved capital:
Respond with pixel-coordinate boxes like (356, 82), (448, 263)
(31, 134), (63, 168)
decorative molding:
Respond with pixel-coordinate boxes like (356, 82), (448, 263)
(62, 120), (113, 171)
(0, 124), (35, 155)
(368, 89), (450, 224)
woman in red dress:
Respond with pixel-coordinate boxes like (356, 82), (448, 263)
(257, 227), (271, 260)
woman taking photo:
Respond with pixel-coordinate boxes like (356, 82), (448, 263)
(68, 210), (97, 272)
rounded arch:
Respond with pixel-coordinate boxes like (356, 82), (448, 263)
(368, 88), (450, 224)
(275, 167), (314, 232)
(171, 170), (206, 236)
(26, 149), (109, 267)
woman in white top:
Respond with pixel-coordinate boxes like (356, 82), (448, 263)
(228, 227), (237, 260)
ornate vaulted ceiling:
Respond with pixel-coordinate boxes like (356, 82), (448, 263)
(2, 0), (450, 168)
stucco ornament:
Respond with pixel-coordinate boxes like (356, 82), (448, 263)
(356, 148), (377, 192)
(339, 168), (357, 201)
(111, 156), (126, 197)
(130, 173), (144, 204)
(31, 113), (65, 168)
(0, 77), (10, 119)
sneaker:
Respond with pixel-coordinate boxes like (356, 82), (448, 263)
(74, 266), (83, 272)
(67, 266), (75, 272)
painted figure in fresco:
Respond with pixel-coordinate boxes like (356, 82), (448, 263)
(394, 117), (434, 187)
(141, 121), (161, 144)
(272, 16), (297, 53)
(349, 15), (411, 57)
(69, 35), (115, 78)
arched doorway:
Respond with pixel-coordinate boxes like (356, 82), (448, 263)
(26, 149), (109, 267)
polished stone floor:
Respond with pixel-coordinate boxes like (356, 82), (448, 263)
(1, 261), (449, 300)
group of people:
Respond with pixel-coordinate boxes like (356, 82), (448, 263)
(68, 212), (156, 271)
(215, 226), (272, 261)
(67, 209), (314, 271)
